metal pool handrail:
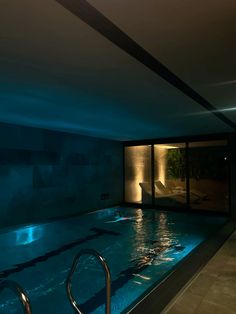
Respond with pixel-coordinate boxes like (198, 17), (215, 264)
(0, 280), (32, 314)
(66, 248), (111, 314)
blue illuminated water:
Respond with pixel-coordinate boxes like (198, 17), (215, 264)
(0, 207), (226, 313)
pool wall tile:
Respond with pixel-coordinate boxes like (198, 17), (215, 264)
(0, 122), (123, 228)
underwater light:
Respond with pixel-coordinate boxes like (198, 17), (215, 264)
(15, 225), (42, 245)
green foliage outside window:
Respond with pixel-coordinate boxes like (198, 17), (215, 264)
(167, 149), (185, 179)
(167, 147), (228, 180)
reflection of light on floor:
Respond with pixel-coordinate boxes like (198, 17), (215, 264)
(15, 225), (42, 245)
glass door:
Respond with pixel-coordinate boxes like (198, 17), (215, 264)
(154, 143), (187, 208)
(189, 140), (229, 212)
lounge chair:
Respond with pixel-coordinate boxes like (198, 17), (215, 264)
(155, 181), (203, 203)
(139, 181), (204, 205)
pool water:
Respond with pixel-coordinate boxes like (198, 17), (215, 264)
(0, 207), (227, 313)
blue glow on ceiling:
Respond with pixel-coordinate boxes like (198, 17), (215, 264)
(0, 71), (232, 140)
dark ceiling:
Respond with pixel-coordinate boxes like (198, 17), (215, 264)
(0, 0), (235, 140)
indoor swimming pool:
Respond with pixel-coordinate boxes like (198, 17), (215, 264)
(0, 207), (227, 313)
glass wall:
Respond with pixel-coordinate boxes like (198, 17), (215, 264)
(124, 145), (151, 204)
(154, 143), (186, 207)
(124, 137), (229, 213)
(189, 140), (229, 212)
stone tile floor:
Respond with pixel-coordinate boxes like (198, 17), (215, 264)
(163, 230), (236, 314)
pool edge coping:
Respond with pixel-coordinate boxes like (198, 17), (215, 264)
(125, 218), (236, 314)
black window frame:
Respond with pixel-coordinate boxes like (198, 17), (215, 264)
(123, 133), (230, 216)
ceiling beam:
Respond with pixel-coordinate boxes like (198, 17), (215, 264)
(55, 0), (236, 131)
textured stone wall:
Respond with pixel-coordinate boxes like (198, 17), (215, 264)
(0, 123), (123, 228)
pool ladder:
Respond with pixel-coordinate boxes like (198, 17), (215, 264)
(66, 249), (111, 314)
(0, 280), (32, 314)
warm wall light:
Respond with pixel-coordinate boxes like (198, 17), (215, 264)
(132, 147), (146, 202)
(155, 146), (167, 186)
(157, 145), (178, 149)
(125, 146), (150, 203)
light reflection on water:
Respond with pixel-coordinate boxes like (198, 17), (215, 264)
(0, 207), (226, 314)
(130, 210), (197, 271)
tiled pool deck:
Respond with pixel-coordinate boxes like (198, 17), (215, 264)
(163, 230), (236, 313)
